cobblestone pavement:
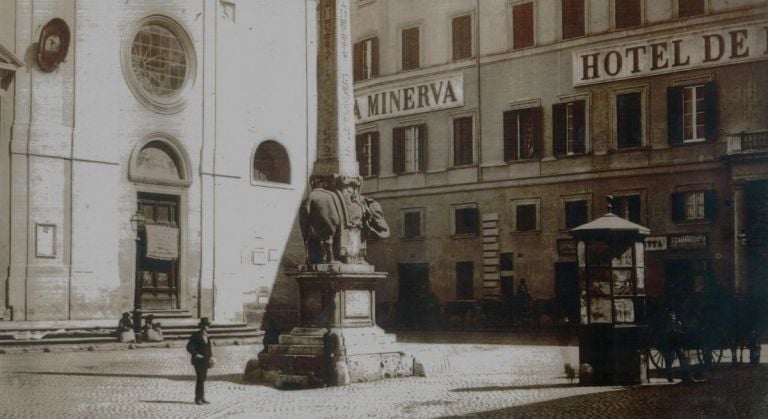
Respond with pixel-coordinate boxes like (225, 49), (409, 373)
(0, 331), (765, 418)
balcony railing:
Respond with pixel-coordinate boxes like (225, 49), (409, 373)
(727, 130), (768, 156)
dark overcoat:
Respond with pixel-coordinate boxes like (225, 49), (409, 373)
(186, 331), (213, 364)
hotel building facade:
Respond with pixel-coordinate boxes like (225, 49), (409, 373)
(350, 0), (768, 324)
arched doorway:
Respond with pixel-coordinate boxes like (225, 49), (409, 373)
(129, 135), (192, 310)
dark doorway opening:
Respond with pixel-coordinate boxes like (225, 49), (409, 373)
(137, 193), (180, 310)
(554, 262), (579, 326)
(397, 263), (430, 328)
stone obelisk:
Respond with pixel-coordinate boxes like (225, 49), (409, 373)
(313, 0), (358, 180)
(243, 0), (416, 388)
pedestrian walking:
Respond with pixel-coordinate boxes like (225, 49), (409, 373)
(663, 310), (692, 384)
(186, 318), (213, 405)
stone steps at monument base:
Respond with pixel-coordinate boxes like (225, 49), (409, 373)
(279, 332), (398, 347)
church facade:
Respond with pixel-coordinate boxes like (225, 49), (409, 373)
(0, 0), (317, 323)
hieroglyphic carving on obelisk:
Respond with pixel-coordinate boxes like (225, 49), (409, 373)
(313, 0), (359, 179)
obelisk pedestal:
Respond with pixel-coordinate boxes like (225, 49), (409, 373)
(243, 0), (416, 388)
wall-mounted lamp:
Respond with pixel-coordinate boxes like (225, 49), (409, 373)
(130, 210), (146, 234)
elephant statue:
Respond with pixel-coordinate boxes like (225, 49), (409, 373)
(299, 182), (389, 265)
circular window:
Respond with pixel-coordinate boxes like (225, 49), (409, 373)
(122, 15), (196, 114)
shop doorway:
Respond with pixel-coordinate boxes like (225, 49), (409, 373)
(664, 259), (712, 313)
(554, 262), (579, 325)
(397, 263), (430, 327)
(137, 193), (180, 310)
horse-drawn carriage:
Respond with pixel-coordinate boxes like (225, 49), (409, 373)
(646, 285), (761, 370)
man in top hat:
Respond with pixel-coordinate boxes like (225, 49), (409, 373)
(186, 317), (213, 405)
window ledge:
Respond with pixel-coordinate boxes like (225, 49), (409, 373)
(553, 153), (590, 160)
(505, 158), (539, 164)
(250, 180), (294, 190)
(510, 230), (541, 235)
(609, 146), (649, 154)
(673, 219), (714, 226)
(451, 233), (478, 239)
(400, 236), (425, 241)
(449, 164), (477, 170)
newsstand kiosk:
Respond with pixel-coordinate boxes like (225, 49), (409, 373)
(571, 207), (650, 385)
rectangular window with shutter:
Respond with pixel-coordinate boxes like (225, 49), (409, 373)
(353, 37), (378, 82)
(667, 82), (717, 145)
(402, 27), (420, 71)
(401, 208), (424, 240)
(512, 198), (540, 232)
(355, 131), (379, 177)
(513, 2), (534, 49)
(452, 204), (478, 236)
(615, 0), (641, 29)
(453, 116), (474, 166)
(504, 107), (541, 161)
(562, 0), (585, 39)
(611, 194), (642, 224)
(671, 190), (717, 222)
(452, 14), (472, 61)
(678, 0), (705, 18)
(393, 125), (426, 174)
(456, 261), (474, 300)
(553, 100), (587, 156)
(616, 92), (643, 149)
(565, 200), (589, 229)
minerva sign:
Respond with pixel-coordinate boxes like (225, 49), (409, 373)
(354, 73), (464, 123)
(573, 21), (768, 86)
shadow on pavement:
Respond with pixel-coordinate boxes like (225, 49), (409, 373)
(442, 366), (768, 419)
(14, 371), (245, 384)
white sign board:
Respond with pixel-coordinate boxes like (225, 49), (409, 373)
(354, 73), (464, 123)
(573, 21), (768, 86)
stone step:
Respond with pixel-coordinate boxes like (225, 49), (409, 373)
(276, 374), (310, 387)
(266, 344), (325, 355)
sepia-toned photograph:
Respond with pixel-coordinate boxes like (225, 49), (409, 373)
(0, 0), (766, 417)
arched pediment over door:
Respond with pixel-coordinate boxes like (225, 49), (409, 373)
(129, 133), (192, 187)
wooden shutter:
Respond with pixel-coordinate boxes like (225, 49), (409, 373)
(667, 86), (684, 145)
(392, 127), (405, 174)
(452, 15), (471, 60)
(417, 125), (427, 172)
(454, 117), (473, 166)
(627, 195), (642, 224)
(552, 103), (567, 156)
(615, 0), (641, 29)
(353, 41), (363, 82)
(402, 27), (419, 70)
(671, 192), (685, 222)
(704, 190), (718, 220)
(573, 100), (586, 154)
(611, 196), (624, 217)
(371, 37), (380, 78)
(532, 106), (543, 158)
(703, 82), (718, 141)
(371, 132), (380, 176)
(513, 3), (534, 49)
(562, 0), (585, 39)
(503, 110), (519, 161)
(355, 134), (366, 176)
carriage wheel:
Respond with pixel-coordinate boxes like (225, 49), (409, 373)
(649, 348), (666, 370)
(696, 348), (723, 366)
